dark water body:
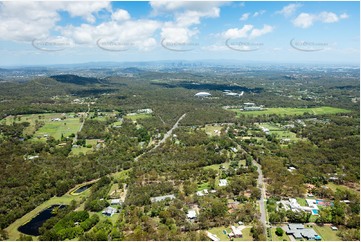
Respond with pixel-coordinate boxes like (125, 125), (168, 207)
(73, 184), (93, 194)
(18, 204), (66, 236)
(151, 81), (263, 93)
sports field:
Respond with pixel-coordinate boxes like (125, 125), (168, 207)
(231, 106), (351, 116)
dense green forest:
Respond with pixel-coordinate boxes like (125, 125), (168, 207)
(0, 68), (359, 241)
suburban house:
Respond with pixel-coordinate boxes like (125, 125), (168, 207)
(110, 199), (122, 205)
(229, 225), (243, 238)
(219, 179), (228, 187)
(278, 198), (319, 215)
(206, 231), (220, 241)
(285, 223), (321, 240)
(196, 189), (209, 196)
(150, 194), (175, 203)
(243, 102), (264, 111)
(187, 210), (197, 219)
(102, 206), (117, 217)
(196, 191), (204, 196)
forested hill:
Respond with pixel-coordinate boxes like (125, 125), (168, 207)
(50, 75), (105, 85)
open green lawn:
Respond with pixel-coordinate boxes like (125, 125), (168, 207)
(202, 125), (223, 136)
(111, 169), (131, 181)
(2, 113), (82, 139)
(296, 198), (307, 206)
(70, 139), (98, 156)
(5, 188), (91, 240)
(92, 209), (120, 224)
(108, 183), (119, 196)
(313, 225), (341, 241)
(125, 113), (152, 121)
(89, 111), (118, 121)
(260, 123), (302, 141)
(4, 113), (83, 141)
(327, 182), (360, 196)
(33, 118), (82, 141)
(203, 162), (230, 172)
(270, 227), (290, 241)
(208, 226), (253, 241)
(197, 182), (210, 191)
(231, 107), (351, 117)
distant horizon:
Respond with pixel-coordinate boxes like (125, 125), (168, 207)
(0, 1), (359, 66)
(1, 59), (360, 68)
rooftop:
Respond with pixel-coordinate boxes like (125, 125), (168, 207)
(150, 194), (175, 203)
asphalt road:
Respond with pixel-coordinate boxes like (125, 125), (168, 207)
(252, 159), (267, 234)
(134, 113), (186, 161)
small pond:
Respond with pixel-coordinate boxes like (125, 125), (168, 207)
(73, 184), (93, 194)
(18, 204), (66, 236)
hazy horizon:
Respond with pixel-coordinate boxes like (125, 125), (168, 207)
(0, 1), (359, 66)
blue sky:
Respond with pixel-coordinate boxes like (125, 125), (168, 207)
(0, 1), (359, 66)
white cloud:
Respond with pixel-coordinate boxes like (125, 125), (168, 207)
(222, 25), (253, 39)
(63, 2), (111, 23)
(60, 19), (160, 51)
(150, 1), (223, 14)
(276, 3), (302, 17)
(160, 23), (198, 43)
(240, 13), (250, 21)
(340, 13), (349, 19)
(150, 1), (223, 44)
(319, 11), (339, 23)
(221, 24), (273, 39)
(293, 11), (347, 28)
(112, 9), (131, 22)
(0, 2), (62, 41)
(249, 25), (273, 38)
(253, 10), (266, 17)
(175, 7), (220, 27)
(0, 1), (111, 41)
(293, 13), (316, 28)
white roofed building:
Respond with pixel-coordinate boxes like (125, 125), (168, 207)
(195, 92), (211, 97)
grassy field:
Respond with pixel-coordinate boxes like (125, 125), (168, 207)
(313, 225), (341, 241)
(197, 182), (210, 191)
(203, 162), (230, 172)
(327, 182), (360, 195)
(231, 107), (351, 117)
(2, 113), (82, 139)
(5, 189), (91, 240)
(270, 227), (290, 241)
(89, 111), (118, 122)
(208, 226), (253, 241)
(3, 113), (83, 141)
(34, 118), (82, 141)
(111, 169), (131, 181)
(260, 123), (302, 141)
(125, 113), (152, 121)
(70, 139), (98, 156)
(202, 125), (223, 136)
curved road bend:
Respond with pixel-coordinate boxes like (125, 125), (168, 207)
(134, 113), (186, 162)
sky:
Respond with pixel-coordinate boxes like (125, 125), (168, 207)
(0, 1), (359, 66)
